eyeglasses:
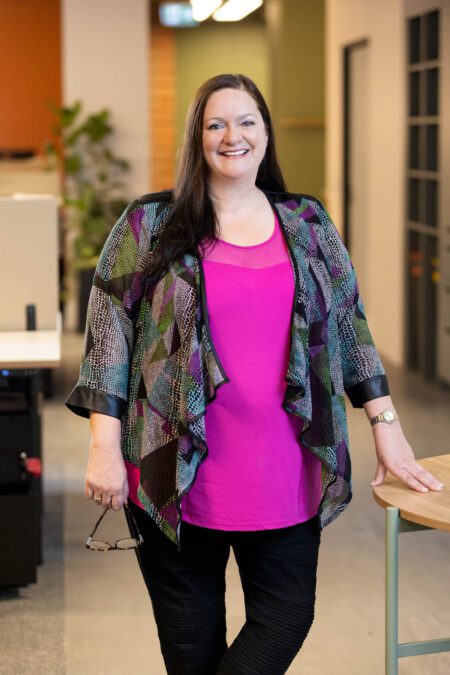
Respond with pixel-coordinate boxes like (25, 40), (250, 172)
(86, 502), (144, 551)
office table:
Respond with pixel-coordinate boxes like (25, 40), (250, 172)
(372, 454), (450, 674)
(0, 327), (61, 369)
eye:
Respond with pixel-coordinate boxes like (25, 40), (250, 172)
(242, 120), (256, 127)
(207, 123), (222, 130)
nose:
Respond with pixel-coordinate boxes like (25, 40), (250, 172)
(223, 124), (242, 145)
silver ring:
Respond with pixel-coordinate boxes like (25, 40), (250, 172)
(94, 496), (102, 502)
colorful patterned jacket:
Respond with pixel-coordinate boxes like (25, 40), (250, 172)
(65, 190), (389, 550)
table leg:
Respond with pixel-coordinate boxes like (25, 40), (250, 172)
(386, 506), (399, 675)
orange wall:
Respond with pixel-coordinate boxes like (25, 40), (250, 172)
(0, 0), (62, 154)
(150, 2), (176, 191)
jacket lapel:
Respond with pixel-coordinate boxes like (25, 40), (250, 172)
(269, 197), (313, 431)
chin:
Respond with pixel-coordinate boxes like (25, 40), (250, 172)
(216, 167), (254, 181)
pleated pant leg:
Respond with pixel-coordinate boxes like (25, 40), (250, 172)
(216, 515), (321, 675)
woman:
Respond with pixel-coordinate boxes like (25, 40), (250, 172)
(66, 74), (443, 675)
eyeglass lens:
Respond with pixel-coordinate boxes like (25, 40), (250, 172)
(88, 538), (140, 551)
(116, 538), (140, 549)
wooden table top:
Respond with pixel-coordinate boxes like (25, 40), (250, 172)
(372, 454), (450, 531)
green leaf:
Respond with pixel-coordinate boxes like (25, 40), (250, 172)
(66, 127), (84, 146)
(82, 111), (113, 142)
(65, 154), (82, 174)
(65, 197), (85, 209)
(60, 101), (82, 127)
(43, 140), (56, 155)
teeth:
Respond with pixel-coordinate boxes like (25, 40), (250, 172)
(221, 150), (248, 156)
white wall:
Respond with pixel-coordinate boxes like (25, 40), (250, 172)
(0, 197), (59, 331)
(61, 0), (150, 198)
(325, 0), (406, 366)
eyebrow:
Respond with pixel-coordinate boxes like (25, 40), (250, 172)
(205, 113), (257, 122)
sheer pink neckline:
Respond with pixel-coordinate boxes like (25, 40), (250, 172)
(198, 212), (287, 269)
(216, 211), (277, 249)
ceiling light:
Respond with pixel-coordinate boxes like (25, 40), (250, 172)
(190, 0), (223, 22)
(160, 3), (197, 27)
(213, 0), (263, 22)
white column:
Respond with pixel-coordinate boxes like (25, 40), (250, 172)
(61, 0), (150, 198)
(61, 0), (150, 331)
(325, 0), (405, 366)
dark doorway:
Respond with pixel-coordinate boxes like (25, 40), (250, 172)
(343, 39), (370, 307)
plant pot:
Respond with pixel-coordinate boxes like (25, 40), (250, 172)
(77, 267), (96, 333)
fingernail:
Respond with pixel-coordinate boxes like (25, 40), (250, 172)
(421, 486), (429, 492)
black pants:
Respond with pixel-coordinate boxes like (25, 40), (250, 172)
(124, 499), (321, 675)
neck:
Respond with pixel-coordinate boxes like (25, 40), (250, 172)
(208, 178), (264, 214)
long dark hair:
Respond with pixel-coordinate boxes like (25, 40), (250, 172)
(148, 73), (287, 280)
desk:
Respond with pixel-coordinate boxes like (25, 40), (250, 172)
(0, 328), (61, 369)
(372, 454), (450, 674)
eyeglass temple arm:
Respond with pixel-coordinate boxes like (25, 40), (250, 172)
(88, 502), (144, 539)
(88, 505), (110, 538)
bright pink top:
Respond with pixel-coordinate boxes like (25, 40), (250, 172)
(125, 212), (322, 529)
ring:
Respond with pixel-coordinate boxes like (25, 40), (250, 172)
(94, 496), (102, 502)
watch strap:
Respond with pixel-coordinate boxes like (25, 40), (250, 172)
(369, 409), (399, 426)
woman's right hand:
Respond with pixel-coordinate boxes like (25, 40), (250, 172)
(85, 442), (129, 510)
(86, 411), (129, 510)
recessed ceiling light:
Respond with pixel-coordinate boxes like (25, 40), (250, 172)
(190, 0), (223, 22)
(213, 0), (263, 22)
(159, 2), (198, 27)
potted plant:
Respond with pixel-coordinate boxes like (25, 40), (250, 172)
(44, 101), (130, 331)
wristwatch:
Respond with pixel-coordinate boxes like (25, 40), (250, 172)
(369, 409), (399, 426)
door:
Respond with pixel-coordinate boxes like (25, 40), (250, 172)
(343, 40), (370, 310)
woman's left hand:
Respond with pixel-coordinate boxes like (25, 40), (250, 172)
(370, 423), (444, 492)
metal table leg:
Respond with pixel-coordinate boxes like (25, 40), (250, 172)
(385, 506), (450, 674)
(386, 506), (399, 675)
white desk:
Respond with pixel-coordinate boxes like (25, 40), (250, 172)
(0, 330), (61, 369)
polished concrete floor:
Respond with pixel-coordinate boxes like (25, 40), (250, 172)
(0, 331), (450, 675)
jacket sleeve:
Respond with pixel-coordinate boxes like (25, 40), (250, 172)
(315, 199), (390, 408)
(65, 199), (149, 419)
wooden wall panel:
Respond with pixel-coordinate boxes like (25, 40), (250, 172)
(0, 0), (62, 154)
(150, 7), (176, 191)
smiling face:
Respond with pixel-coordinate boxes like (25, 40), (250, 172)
(202, 87), (268, 187)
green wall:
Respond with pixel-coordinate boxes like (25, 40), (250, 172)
(267, 0), (324, 198)
(174, 21), (269, 150)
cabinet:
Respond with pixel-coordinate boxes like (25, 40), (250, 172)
(0, 369), (42, 586)
(405, 2), (450, 385)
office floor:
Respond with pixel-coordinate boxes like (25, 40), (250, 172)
(0, 331), (450, 675)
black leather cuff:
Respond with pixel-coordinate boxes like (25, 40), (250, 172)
(65, 385), (126, 419)
(345, 374), (390, 408)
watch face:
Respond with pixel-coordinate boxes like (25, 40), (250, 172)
(383, 410), (395, 422)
